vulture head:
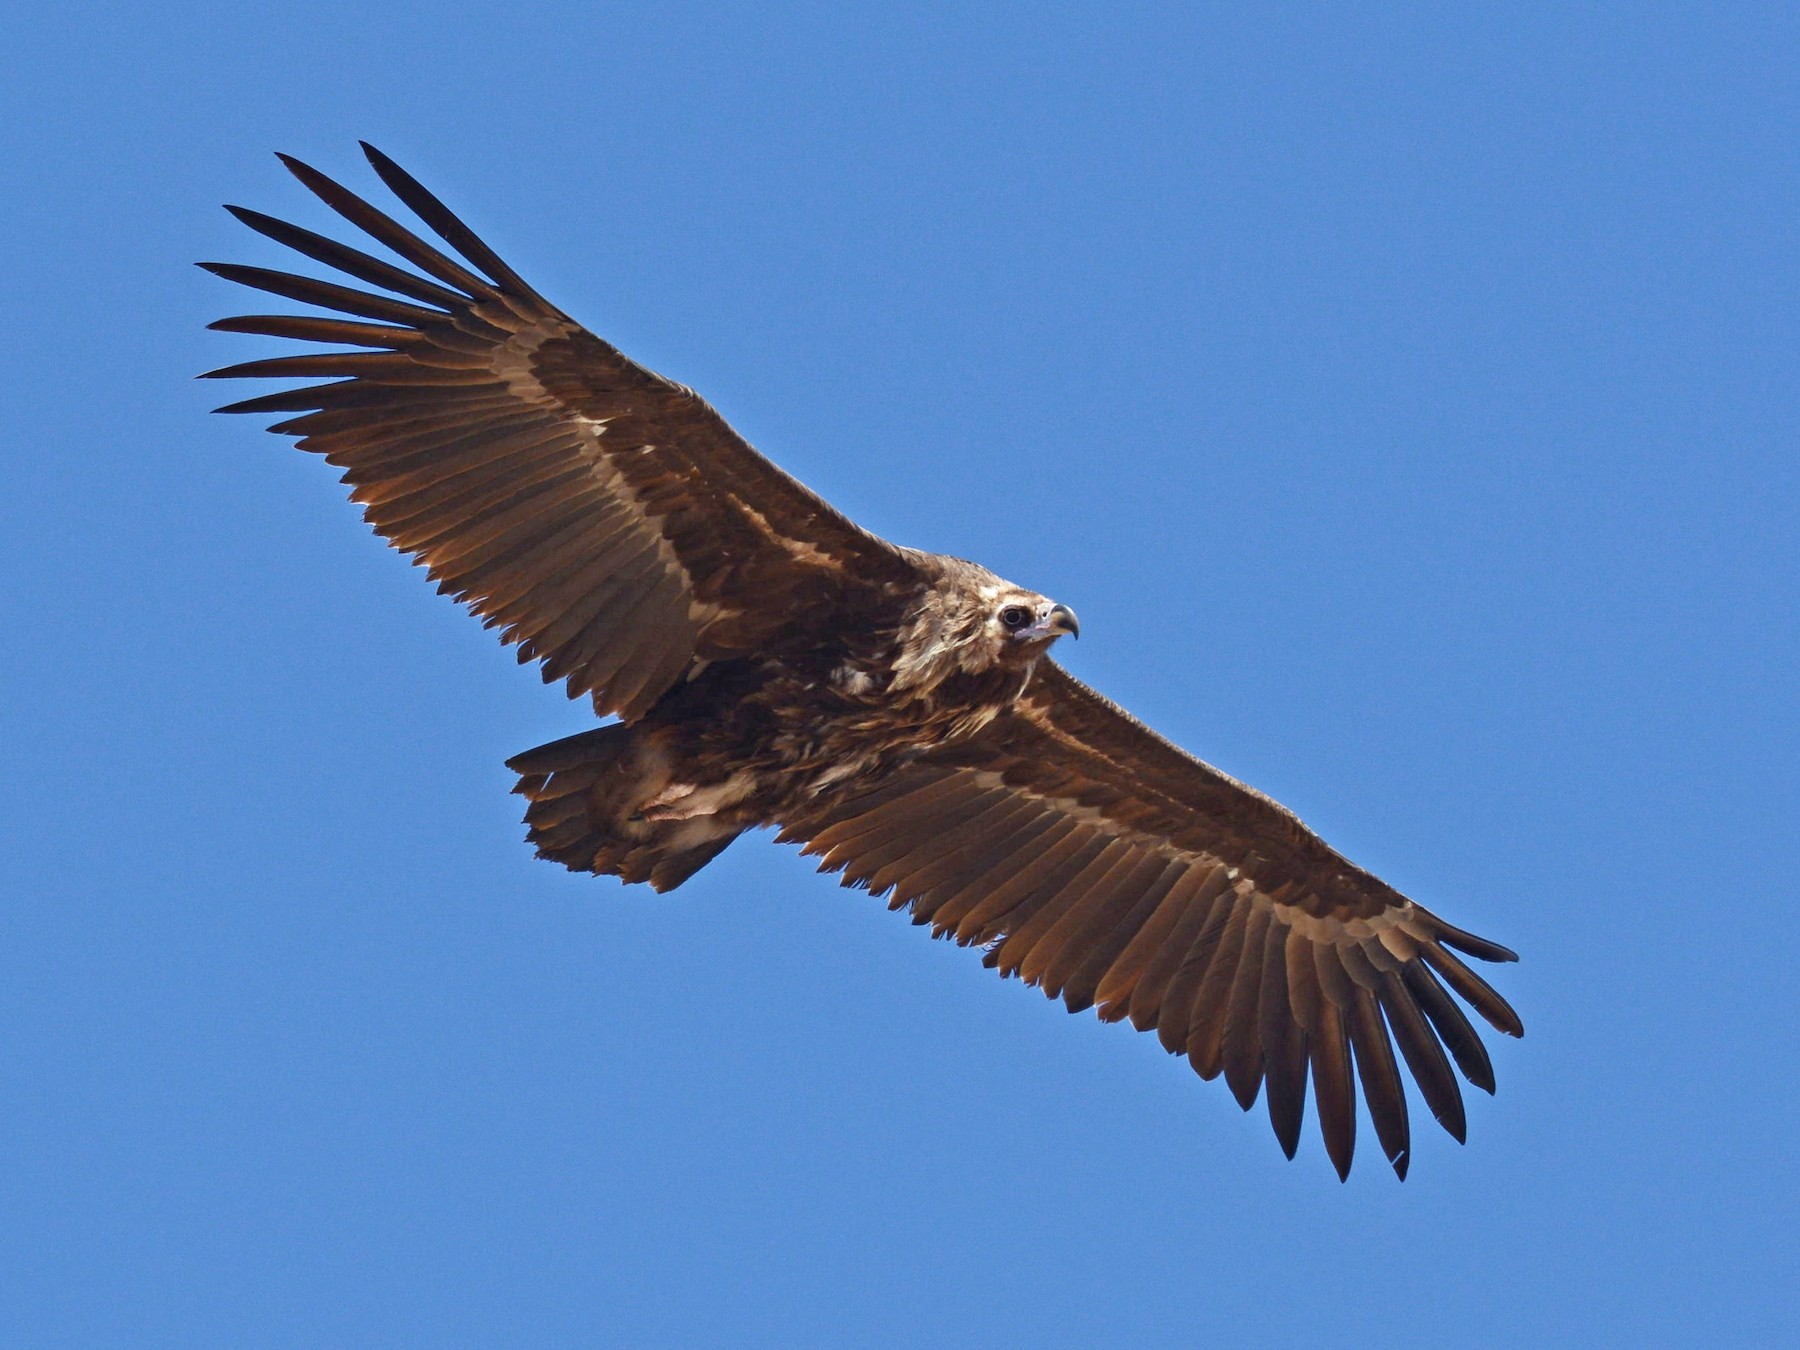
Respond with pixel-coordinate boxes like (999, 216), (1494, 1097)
(993, 594), (1081, 649)
(891, 561), (1079, 691)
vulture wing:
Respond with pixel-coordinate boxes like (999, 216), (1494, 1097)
(778, 662), (1522, 1179)
(202, 144), (917, 720)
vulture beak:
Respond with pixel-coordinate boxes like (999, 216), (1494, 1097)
(1026, 603), (1079, 641)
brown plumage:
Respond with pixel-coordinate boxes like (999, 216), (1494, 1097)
(203, 144), (1523, 1180)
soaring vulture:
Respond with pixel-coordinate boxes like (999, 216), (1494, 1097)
(203, 144), (1522, 1180)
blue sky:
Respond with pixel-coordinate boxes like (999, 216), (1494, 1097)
(5, 3), (1796, 1344)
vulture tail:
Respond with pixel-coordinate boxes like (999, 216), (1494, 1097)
(507, 725), (742, 892)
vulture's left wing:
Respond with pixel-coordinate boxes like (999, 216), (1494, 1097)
(778, 662), (1521, 1179)
(203, 145), (919, 721)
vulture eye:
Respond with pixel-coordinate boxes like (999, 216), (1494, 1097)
(1000, 605), (1032, 630)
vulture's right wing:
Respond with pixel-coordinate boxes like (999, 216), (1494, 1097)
(203, 144), (920, 720)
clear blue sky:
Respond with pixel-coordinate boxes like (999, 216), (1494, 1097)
(5, 3), (1796, 1344)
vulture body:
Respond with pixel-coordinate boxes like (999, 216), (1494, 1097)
(203, 144), (1523, 1180)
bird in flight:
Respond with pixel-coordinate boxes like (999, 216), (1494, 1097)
(203, 144), (1522, 1180)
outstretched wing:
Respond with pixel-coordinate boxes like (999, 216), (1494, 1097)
(778, 662), (1522, 1179)
(203, 144), (918, 719)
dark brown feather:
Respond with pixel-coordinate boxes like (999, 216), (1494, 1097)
(1031, 850), (1166, 999)
(280, 150), (511, 296)
(1421, 941), (1525, 1039)
(1260, 921), (1309, 1158)
(881, 796), (1037, 912)
(206, 313), (416, 347)
(1219, 902), (1274, 1110)
(919, 812), (1067, 937)
(198, 261), (443, 326)
(1404, 960), (1498, 1094)
(893, 799), (1046, 908)
(221, 203), (471, 310)
(1310, 997), (1357, 1181)
(979, 833), (1113, 962)
(1053, 856), (1183, 1013)
(998, 839), (1135, 981)
(1181, 898), (1252, 1076)
(1130, 870), (1234, 1037)
(1379, 968), (1467, 1144)
(1106, 864), (1227, 1027)
(357, 142), (535, 293)
(1347, 984), (1411, 1178)
(950, 820), (1089, 944)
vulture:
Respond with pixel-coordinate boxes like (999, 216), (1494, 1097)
(202, 144), (1522, 1180)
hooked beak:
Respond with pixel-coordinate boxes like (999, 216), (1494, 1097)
(1021, 603), (1080, 641)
